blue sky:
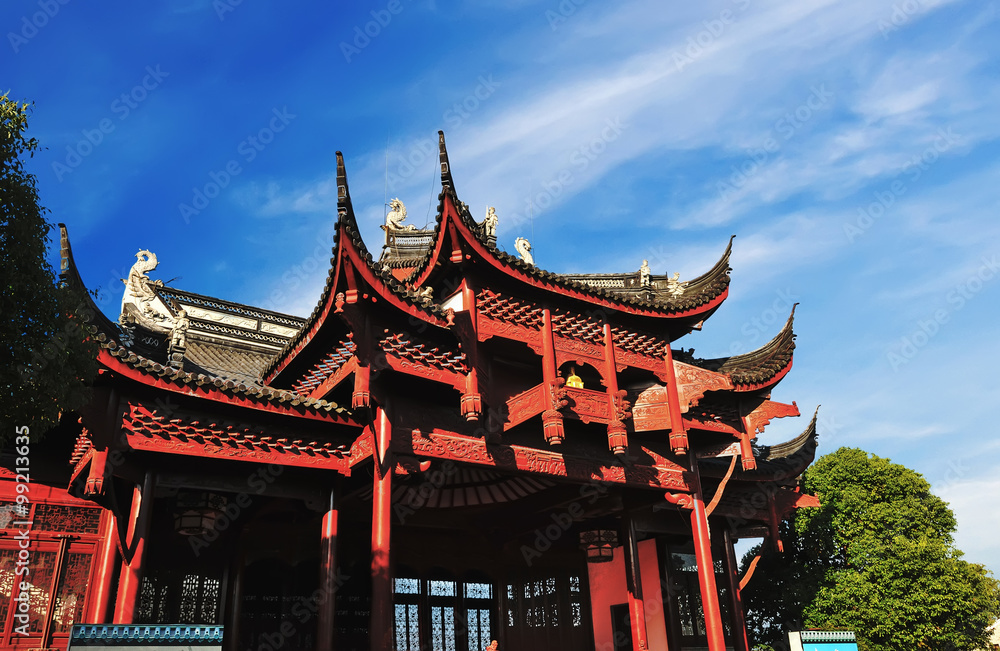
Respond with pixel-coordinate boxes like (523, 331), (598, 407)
(4, 1), (999, 575)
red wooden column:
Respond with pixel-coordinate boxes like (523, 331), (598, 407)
(722, 528), (750, 651)
(689, 458), (726, 651)
(87, 510), (119, 623)
(623, 515), (649, 650)
(113, 471), (155, 624)
(603, 323), (629, 456)
(540, 308), (565, 445)
(317, 486), (339, 651)
(662, 346), (690, 455)
(370, 409), (393, 651)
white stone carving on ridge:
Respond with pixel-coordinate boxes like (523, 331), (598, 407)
(120, 250), (174, 333)
(482, 206), (498, 238)
(514, 237), (533, 265)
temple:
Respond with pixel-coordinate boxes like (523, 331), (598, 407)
(0, 132), (819, 651)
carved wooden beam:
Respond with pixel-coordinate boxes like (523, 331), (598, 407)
(398, 428), (691, 491)
(541, 308), (565, 445)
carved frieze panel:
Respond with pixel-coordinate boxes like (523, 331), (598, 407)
(633, 385), (671, 433)
(673, 361), (733, 413)
(563, 387), (611, 425)
(184, 305), (258, 330)
(503, 384), (546, 431)
(399, 429), (689, 490)
(260, 322), (300, 338)
(478, 316), (543, 352)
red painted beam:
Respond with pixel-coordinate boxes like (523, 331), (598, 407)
(309, 356), (359, 400)
(398, 429), (691, 491)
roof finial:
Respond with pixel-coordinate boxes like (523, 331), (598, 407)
(514, 237), (534, 265)
(336, 151), (353, 220)
(482, 206), (498, 247)
(438, 130), (455, 191)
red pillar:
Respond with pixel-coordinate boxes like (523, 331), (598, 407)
(689, 458), (726, 651)
(623, 516), (649, 650)
(722, 528), (750, 651)
(113, 472), (155, 624)
(317, 487), (339, 651)
(540, 308), (565, 445)
(370, 409), (393, 651)
(87, 510), (119, 623)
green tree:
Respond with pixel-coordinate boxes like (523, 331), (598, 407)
(1, 94), (98, 443)
(741, 447), (1000, 651)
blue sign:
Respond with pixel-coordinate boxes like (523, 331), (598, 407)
(804, 644), (860, 651)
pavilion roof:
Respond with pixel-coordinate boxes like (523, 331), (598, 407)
(58, 225), (350, 420)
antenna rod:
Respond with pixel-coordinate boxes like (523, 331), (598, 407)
(384, 132), (389, 224)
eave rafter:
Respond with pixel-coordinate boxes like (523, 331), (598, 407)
(120, 401), (358, 474)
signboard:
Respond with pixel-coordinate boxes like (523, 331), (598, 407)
(803, 643), (859, 651)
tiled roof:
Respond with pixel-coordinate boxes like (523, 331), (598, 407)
(687, 305), (796, 388)
(59, 225), (349, 416)
(400, 132), (732, 315)
(184, 341), (275, 386)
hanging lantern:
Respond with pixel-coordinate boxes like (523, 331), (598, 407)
(565, 366), (584, 389)
(579, 530), (617, 563)
(173, 492), (228, 536)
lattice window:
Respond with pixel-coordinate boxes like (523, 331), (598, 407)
(430, 605), (457, 651)
(0, 500), (30, 526)
(19, 551), (57, 634)
(202, 578), (220, 623)
(32, 504), (101, 534)
(51, 552), (91, 633)
(0, 549), (16, 633)
(394, 603), (420, 651)
(179, 574), (201, 623)
(465, 582), (493, 651)
(138, 577), (157, 623)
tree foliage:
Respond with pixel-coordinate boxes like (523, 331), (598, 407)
(1, 94), (98, 443)
(742, 447), (1000, 651)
